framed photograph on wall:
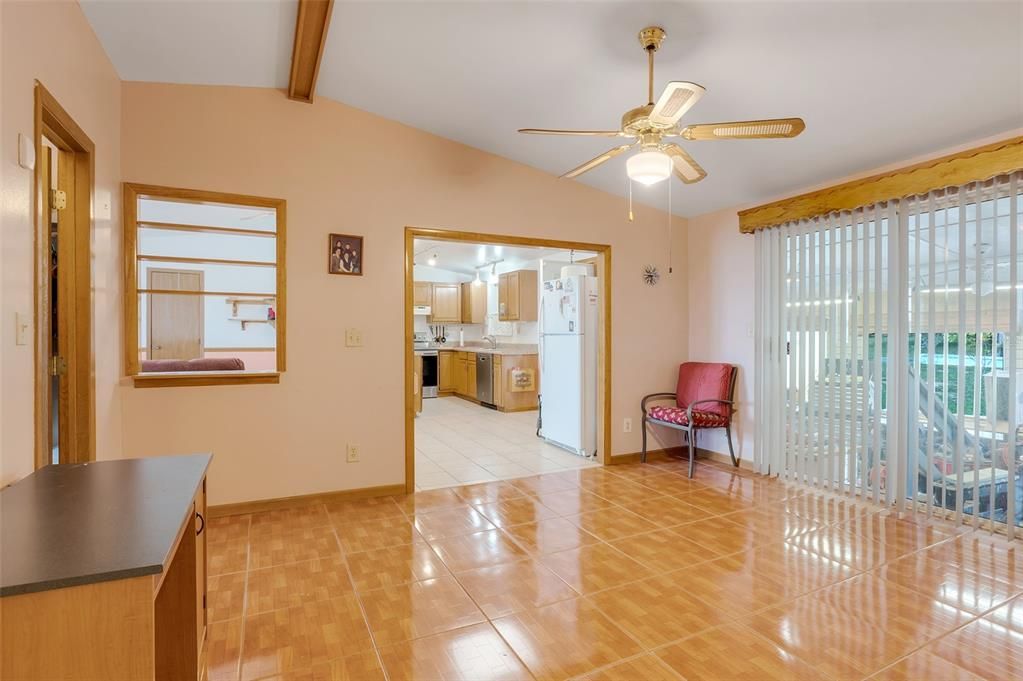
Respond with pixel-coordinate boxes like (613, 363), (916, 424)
(328, 233), (363, 275)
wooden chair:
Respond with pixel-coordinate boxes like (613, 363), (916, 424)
(641, 363), (738, 477)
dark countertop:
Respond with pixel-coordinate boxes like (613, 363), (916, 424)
(1, 454), (211, 597)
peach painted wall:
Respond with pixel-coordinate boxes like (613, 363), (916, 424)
(0, 1), (123, 484)
(686, 129), (1023, 462)
(119, 82), (689, 505)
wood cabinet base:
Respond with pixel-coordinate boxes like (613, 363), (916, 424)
(0, 481), (208, 681)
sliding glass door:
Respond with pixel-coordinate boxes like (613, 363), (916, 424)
(755, 172), (1022, 538)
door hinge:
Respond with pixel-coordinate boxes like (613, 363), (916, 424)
(50, 189), (67, 211)
(50, 355), (67, 376)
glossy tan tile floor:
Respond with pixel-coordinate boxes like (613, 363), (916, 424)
(206, 458), (1023, 681)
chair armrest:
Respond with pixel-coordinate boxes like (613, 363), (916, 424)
(642, 392), (677, 412)
(686, 398), (734, 423)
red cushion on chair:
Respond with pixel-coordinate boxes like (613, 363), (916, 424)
(675, 362), (733, 419)
(648, 405), (729, 428)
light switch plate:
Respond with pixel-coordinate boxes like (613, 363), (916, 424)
(18, 134), (35, 170)
(345, 328), (363, 347)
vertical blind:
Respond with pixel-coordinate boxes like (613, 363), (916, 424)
(755, 172), (1022, 539)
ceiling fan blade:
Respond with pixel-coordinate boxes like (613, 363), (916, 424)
(663, 144), (707, 184)
(561, 144), (635, 179)
(680, 118), (806, 140)
(519, 128), (625, 137)
(648, 82), (706, 127)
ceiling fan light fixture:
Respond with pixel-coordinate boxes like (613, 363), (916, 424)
(626, 150), (672, 186)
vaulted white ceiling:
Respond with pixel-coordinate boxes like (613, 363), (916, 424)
(81, 1), (1022, 217)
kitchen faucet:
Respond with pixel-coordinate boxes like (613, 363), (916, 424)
(483, 335), (498, 349)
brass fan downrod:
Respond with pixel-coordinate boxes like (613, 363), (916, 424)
(638, 26), (666, 105)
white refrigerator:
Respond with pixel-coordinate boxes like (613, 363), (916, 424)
(539, 273), (599, 457)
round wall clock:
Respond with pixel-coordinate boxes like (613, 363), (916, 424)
(643, 265), (660, 285)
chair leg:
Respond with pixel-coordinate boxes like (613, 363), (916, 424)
(725, 425), (738, 468)
(641, 417), (648, 463)
(687, 429), (696, 478)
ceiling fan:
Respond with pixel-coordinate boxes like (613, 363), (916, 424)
(519, 26), (806, 186)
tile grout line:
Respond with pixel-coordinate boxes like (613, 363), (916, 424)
(327, 503), (393, 681)
(209, 465), (1016, 681)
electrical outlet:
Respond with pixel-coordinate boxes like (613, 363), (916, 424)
(345, 328), (363, 347)
(623, 417), (633, 433)
(346, 444), (360, 463)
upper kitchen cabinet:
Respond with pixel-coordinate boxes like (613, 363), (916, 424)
(460, 282), (487, 324)
(413, 282), (433, 307)
(498, 270), (538, 321)
(430, 283), (462, 322)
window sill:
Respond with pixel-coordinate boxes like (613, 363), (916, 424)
(132, 371), (280, 388)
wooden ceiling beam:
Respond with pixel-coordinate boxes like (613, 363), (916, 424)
(287, 0), (334, 103)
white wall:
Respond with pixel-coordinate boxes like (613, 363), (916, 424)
(1, 1), (123, 484)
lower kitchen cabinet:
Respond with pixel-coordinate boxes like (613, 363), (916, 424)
(438, 351), (454, 392)
(453, 352), (468, 395)
(467, 353), (477, 399)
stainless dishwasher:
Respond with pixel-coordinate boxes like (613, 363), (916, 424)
(476, 353), (495, 407)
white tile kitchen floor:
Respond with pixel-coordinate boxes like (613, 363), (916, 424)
(414, 396), (600, 490)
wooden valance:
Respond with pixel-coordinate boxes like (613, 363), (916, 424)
(738, 135), (1023, 234)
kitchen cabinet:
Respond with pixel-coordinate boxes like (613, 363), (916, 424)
(466, 353), (477, 399)
(496, 354), (540, 412)
(498, 270), (538, 321)
(438, 351), (454, 392)
(431, 284), (461, 322)
(460, 282), (487, 324)
(453, 352), (468, 395)
(1, 455), (211, 681)
(413, 282), (433, 307)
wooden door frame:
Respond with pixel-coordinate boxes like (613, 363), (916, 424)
(404, 226), (613, 493)
(146, 268), (206, 360)
(33, 82), (95, 469)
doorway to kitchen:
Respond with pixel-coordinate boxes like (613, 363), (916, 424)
(404, 227), (612, 493)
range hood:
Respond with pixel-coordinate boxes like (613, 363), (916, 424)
(413, 305), (432, 316)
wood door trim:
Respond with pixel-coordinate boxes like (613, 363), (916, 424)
(403, 227), (613, 493)
(146, 268), (205, 360)
(33, 82), (95, 468)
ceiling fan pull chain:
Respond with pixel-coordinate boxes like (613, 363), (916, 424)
(668, 178), (673, 274)
(628, 177), (634, 222)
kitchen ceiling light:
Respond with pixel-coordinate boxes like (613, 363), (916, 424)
(626, 150), (673, 185)
(427, 254), (437, 267)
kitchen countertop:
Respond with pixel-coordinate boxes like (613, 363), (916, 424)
(416, 345), (538, 356)
(0, 454), (211, 597)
